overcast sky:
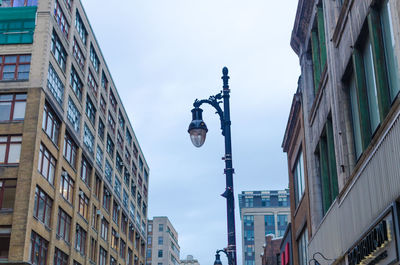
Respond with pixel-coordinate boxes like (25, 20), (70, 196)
(83, 0), (300, 264)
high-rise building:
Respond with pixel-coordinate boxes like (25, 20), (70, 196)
(146, 217), (180, 265)
(239, 190), (290, 265)
(0, 0), (149, 264)
(180, 255), (200, 265)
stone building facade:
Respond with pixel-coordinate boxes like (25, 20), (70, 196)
(0, 0), (149, 264)
(288, 1), (400, 265)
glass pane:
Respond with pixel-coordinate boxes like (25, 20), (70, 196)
(4, 56), (16, 63)
(3, 65), (16, 73)
(0, 94), (13, 101)
(13, 0), (25, 7)
(363, 38), (380, 132)
(8, 143), (21, 163)
(0, 144), (5, 163)
(13, 102), (26, 120)
(10, 136), (22, 142)
(19, 55), (31, 63)
(0, 102), (11, 121)
(1, 0), (12, 7)
(15, 94), (27, 100)
(349, 77), (362, 158)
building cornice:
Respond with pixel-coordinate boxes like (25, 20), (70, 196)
(290, 0), (314, 55)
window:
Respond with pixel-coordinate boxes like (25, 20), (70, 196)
(133, 143), (138, 159)
(90, 44), (100, 73)
(63, 133), (77, 167)
(121, 213), (128, 234)
(67, 98), (80, 132)
(70, 66), (83, 101)
(137, 193), (142, 206)
(120, 239), (126, 259)
(158, 224), (163, 232)
(88, 70), (98, 97)
(124, 169), (130, 187)
(244, 230), (254, 241)
(112, 200), (120, 225)
(142, 203), (146, 216)
(158, 250), (163, 258)
(116, 152), (123, 173)
(78, 190), (89, 220)
(279, 196), (289, 207)
(101, 71), (108, 91)
(95, 175), (101, 198)
(126, 130), (132, 146)
(51, 31), (67, 71)
(158, 236), (163, 245)
(100, 218), (109, 240)
(111, 228), (118, 250)
(99, 247), (107, 265)
(100, 95), (106, 114)
(0, 135), (22, 164)
(317, 118), (338, 214)
(244, 197), (253, 207)
(105, 159), (113, 183)
(1, 0), (38, 7)
(128, 248), (133, 265)
(54, 1), (69, 38)
(81, 156), (92, 187)
(123, 189), (129, 209)
(106, 134), (114, 156)
(54, 247), (68, 265)
(117, 132), (124, 150)
(60, 170), (74, 203)
(0, 93), (26, 122)
(131, 182), (136, 197)
(118, 111), (125, 129)
(0, 227), (10, 259)
(264, 215), (275, 236)
(102, 186), (111, 212)
(110, 256), (117, 265)
(130, 201), (135, 220)
(0, 54), (31, 81)
(91, 204), (98, 230)
(243, 215), (254, 227)
(63, 0), (72, 10)
(57, 207), (71, 242)
(96, 145), (103, 169)
(33, 187), (52, 227)
(72, 38), (85, 70)
(75, 11), (87, 44)
(298, 229), (308, 265)
(109, 91), (117, 111)
(38, 144), (56, 185)
(98, 119), (105, 140)
(293, 150), (305, 207)
(139, 157), (143, 172)
(42, 103), (60, 145)
(144, 169), (149, 183)
(147, 236), (152, 244)
(310, 2), (327, 94)
(90, 237), (97, 263)
(132, 162), (137, 176)
(30, 231), (48, 265)
(277, 214), (288, 236)
(47, 63), (64, 105)
(83, 124), (94, 154)
(114, 177), (121, 198)
(75, 225), (87, 255)
(0, 179), (16, 210)
(108, 113), (116, 133)
(129, 222), (134, 242)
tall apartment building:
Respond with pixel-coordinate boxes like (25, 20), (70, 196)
(146, 217), (180, 265)
(238, 190), (290, 265)
(284, 1), (400, 265)
(0, 0), (149, 265)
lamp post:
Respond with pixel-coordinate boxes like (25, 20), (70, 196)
(187, 67), (237, 265)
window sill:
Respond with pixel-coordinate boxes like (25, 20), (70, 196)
(0, 79), (29, 83)
(0, 164), (19, 167)
(0, 120), (24, 124)
(0, 209), (13, 213)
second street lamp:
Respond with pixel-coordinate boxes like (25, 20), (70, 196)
(187, 67), (237, 265)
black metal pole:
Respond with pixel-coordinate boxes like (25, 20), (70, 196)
(221, 67), (237, 265)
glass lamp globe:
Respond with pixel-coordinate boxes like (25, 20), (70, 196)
(188, 107), (208, 148)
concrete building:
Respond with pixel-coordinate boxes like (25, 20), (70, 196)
(287, 1), (400, 265)
(239, 190), (291, 265)
(147, 217), (180, 265)
(0, 0), (149, 264)
(180, 255), (200, 265)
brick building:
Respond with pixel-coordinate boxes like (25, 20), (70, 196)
(0, 0), (149, 264)
(261, 235), (282, 265)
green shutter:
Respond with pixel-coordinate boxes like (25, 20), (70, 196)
(326, 119), (338, 200)
(368, 9), (390, 119)
(311, 29), (322, 94)
(352, 51), (372, 150)
(317, 5), (327, 69)
(319, 138), (331, 214)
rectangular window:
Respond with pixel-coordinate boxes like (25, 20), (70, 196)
(63, 133), (77, 167)
(159, 224), (163, 232)
(78, 190), (89, 220)
(121, 213), (128, 234)
(91, 205), (98, 231)
(129, 222), (134, 242)
(130, 201), (135, 220)
(132, 161), (137, 176)
(72, 38), (85, 70)
(1, 0), (38, 7)
(42, 103), (60, 145)
(98, 118), (105, 140)
(243, 215), (254, 227)
(109, 90), (117, 111)
(116, 152), (123, 173)
(264, 215), (275, 236)
(293, 150), (305, 207)
(108, 113), (116, 133)
(83, 124), (94, 154)
(133, 143), (138, 159)
(63, 0), (72, 10)
(110, 256), (117, 265)
(118, 111), (125, 129)
(120, 239), (126, 259)
(67, 97), (80, 132)
(277, 214), (288, 237)
(70, 66), (83, 101)
(100, 218), (109, 240)
(54, 247), (68, 265)
(30, 231), (48, 265)
(90, 237), (97, 263)
(139, 157), (143, 172)
(112, 200), (120, 225)
(47, 63), (64, 105)
(158, 250), (163, 258)
(0, 54), (31, 81)
(90, 44), (100, 73)
(38, 143), (56, 185)
(117, 132), (124, 150)
(81, 156), (92, 187)
(111, 228), (118, 250)
(51, 31), (67, 71)
(128, 248), (133, 265)
(88, 70), (98, 97)
(126, 130), (132, 146)
(158, 236), (163, 245)
(0, 93), (26, 122)
(114, 177), (121, 198)
(131, 182), (136, 197)
(95, 175), (101, 198)
(54, 1), (69, 38)
(86, 96), (96, 124)
(96, 145), (103, 169)
(60, 170), (74, 203)
(102, 186), (111, 212)
(105, 159), (113, 183)
(124, 169), (130, 187)
(57, 207), (71, 242)
(33, 186), (52, 227)
(298, 229), (308, 265)
(100, 95), (107, 114)
(75, 11), (87, 44)
(99, 247), (107, 265)
(101, 71), (108, 91)
(106, 134), (114, 156)
(0, 135), (22, 164)
(75, 225), (87, 255)
(0, 179), (16, 210)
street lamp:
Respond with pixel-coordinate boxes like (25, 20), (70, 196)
(187, 67), (237, 265)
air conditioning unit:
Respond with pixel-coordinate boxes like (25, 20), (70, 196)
(62, 171), (68, 177)
(96, 209), (102, 215)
